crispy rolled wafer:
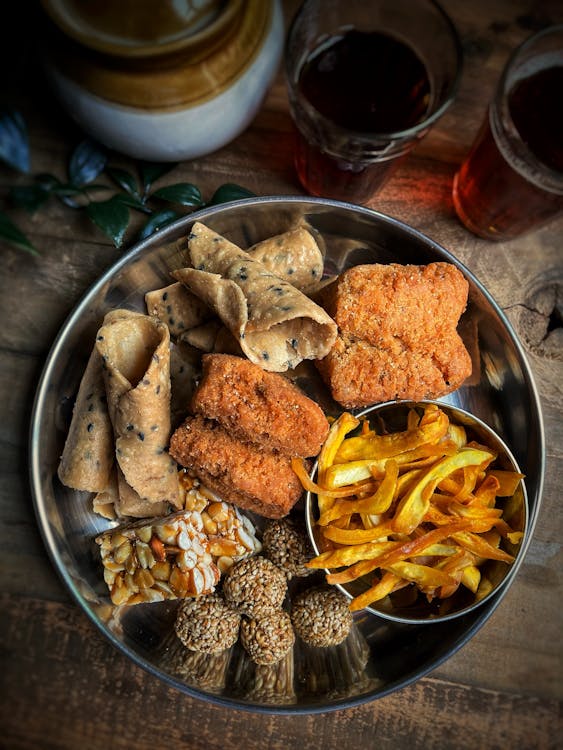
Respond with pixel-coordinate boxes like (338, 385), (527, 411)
(145, 281), (212, 339)
(57, 345), (114, 492)
(96, 309), (180, 508)
(173, 223), (337, 372)
(248, 226), (324, 292)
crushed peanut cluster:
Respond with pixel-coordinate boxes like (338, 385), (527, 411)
(179, 471), (262, 572)
(98, 476), (262, 606)
(97, 511), (220, 606)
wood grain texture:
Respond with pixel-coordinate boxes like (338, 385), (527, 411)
(1, 0), (562, 748)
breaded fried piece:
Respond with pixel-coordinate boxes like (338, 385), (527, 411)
(316, 263), (472, 408)
(169, 416), (304, 519)
(191, 354), (329, 457)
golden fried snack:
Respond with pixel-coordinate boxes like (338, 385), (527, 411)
(57, 345), (114, 492)
(172, 222), (337, 372)
(96, 309), (180, 510)
(315, 263), (472, 408)
(248, 226), (324, 292)
(294, 404), (525, 612)
(145, 281), (212, 339)
(169, 415), (304, 519)
(191, 354), (329, 457)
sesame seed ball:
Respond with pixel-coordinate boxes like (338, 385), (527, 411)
(262, 517), (315, 579)
(290, 586), (353, 647)
(222, 556), (287, 617)
(175, 593), (241, 654)
(240, 610), (295, 665)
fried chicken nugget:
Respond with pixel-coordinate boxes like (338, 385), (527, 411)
(169, 416), (304, 519)
(191, 354), (329, 458)
(316, 263), (472, 408)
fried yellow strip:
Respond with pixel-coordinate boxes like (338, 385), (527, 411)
(308, 540), (397, 569)
(461, 565), (481, 593)
(318, 460), (399, 525)
(393, 448), (495, 534)
(446, 423), (467, 448)
(384, 561), (457, 589)
(488, 469), (524, 496)
(291, 457), (373, 498)
(451, 530), (514, 562)
(326, 521), (474, 585)
(349, 572), (407, 612)
(326, 441), (458, 489)
(334, 407), (448, 463)
(322, 522), (396, 545)
(317, 412), (360, 513)
(448, 501), (503, 521)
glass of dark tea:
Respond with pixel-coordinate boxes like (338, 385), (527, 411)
(453, 26), (563, 241)
(285, 0), (462, 204)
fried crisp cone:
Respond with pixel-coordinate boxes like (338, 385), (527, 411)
(145, 281), (213, 340)
(248, 226), (324, 292)
(96, 309), (180, 509)
(192, 354), (329, 457)
(169, 416), (304, 519)
(172, 222), (337, 372)
(315, 263), (472, 408)
(57, 346), (114, 492)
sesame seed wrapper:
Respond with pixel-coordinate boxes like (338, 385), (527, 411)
(145, 281), (213, 340)
(95, 309), (180, 512)
(247, 226), (324, 293)
(172, 222), (337, 372)
(57, 345), (115, 493)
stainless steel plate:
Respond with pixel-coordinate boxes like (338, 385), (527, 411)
(30, 196), (544, 714)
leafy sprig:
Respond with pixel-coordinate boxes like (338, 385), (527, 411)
(0, 108), (255, 255)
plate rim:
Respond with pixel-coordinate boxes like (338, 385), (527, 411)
(28, 195), (546, 713)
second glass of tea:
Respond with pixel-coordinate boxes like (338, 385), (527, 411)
(285, 0), (462, 204)
(453, 25), (563, 241)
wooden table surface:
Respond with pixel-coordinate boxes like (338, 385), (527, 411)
(1, 1), (562, 748)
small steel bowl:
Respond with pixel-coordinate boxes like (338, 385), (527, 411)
(305, 400), (529, 625)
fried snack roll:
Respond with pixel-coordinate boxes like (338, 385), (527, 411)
(248, 226), (324, 292)
(316, 263), (472, 408)
(169, 415), (304, 519)
(172, 222), (337, 372)
(145, 281), (213, 339)
(96, 309), (180, 508)
(57, 346), (114, 492)
(192, 354), (329, 457)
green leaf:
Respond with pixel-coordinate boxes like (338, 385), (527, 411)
(113, 192), (151, 213)
(35, 173), (62, 191)
(106, 166), (140, 198)
(86, 195), (130, 247)
(138, 208), (180, 241)
(140, 161), (178, 195)
(68, 139), (107, 187)
(0, 209), (39, 255)
(152, 182), (204, 207)
(208, 183), (256, 205)
(0, 109), (30, 173)
(9, 184), (50, 213)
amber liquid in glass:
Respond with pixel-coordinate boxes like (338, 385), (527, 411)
(454, 65), (563, 239)
(294, 29), (430, 203)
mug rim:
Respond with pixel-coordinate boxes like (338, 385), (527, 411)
(284, 0), (463, 142)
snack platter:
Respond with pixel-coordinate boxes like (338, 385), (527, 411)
(30, 197), (544, 713)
